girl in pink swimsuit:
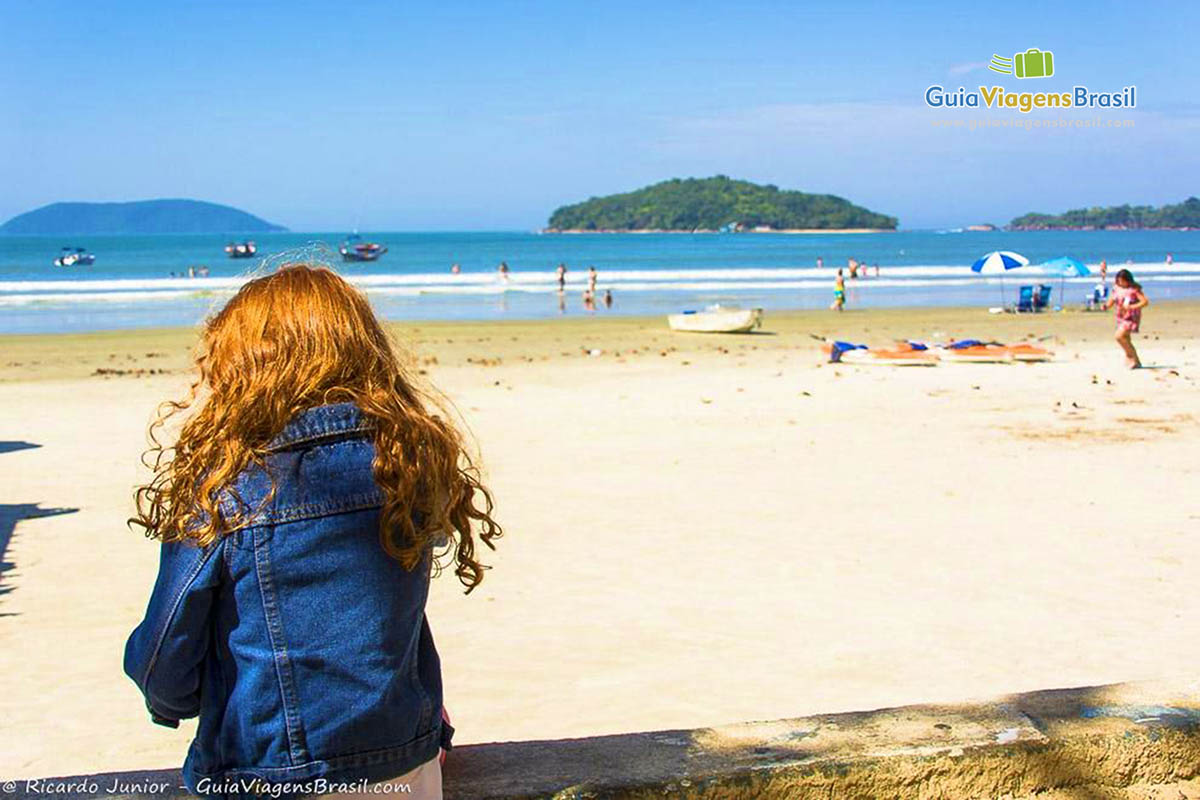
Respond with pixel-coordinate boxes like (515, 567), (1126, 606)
(1103, 268), (1149, 368)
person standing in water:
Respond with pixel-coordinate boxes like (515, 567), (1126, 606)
(498, 261), (510, 282)
(816, 256), (824, 269)
(603, 289), (613, 309)
(1103, 268), (1149, 368)
(831, 268), (846, 311)
(556, 263), (567, 291)
(587, 266), (598, 294)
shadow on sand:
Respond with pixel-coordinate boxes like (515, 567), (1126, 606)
(1, 503), (78, 615)
(0, 440), (42, 455)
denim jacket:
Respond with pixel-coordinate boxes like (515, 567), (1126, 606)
(125, 403), (452, 796)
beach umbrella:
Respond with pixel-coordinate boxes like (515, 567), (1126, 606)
(1036, 256), (1091, 309)
(971, 250), (1030, 273)
(1038, 256), (1090, 276)
(971, 250), (1029, 307)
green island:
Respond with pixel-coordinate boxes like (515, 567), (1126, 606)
(545, 176), (898, 233)
(0, 199), (287, 235)
(1008, 197), (1200, 231)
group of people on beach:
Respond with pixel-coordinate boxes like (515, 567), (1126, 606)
(488, 260), (614, 314)
(565, 264), (612, 314)
(168, 265), (210, 279)
(449, 260), (614, 313)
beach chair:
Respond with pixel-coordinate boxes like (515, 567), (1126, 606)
(1087, 284), (1109, 310)
(1034, 284), (1053, 311)
(1016, 285), (1035, 313)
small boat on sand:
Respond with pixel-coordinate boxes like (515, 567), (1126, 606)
(54, 247), (95, 267)
(668, 305), (763, 333)
(340, 235), (387, 262)
(225, 241), (257, 259)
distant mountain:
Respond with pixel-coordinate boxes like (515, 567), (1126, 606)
(0, 199), (287, 235)
(1009, 197), (1200, 231)
(546, 176), (897, 232)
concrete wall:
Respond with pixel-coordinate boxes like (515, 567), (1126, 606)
(8, 680), (1199, 799)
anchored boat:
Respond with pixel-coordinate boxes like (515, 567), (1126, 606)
(53, 247), (95, 267)
(225, 241), (258, 259)
(340, 235), (387, 262)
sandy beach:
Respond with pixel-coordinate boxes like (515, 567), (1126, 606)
(1, 304), (1198, 779)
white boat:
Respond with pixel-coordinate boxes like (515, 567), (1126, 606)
(668, 305), (763, 333)
(54, 247), (95, 267)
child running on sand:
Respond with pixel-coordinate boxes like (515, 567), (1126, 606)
(1103, 268), (1149, 368)
(124, 264), (501, 798)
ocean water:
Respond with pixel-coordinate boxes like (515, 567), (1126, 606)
(1, 231), (1198, 334)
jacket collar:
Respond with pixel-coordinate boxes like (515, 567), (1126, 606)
(266, 403), (374, 452)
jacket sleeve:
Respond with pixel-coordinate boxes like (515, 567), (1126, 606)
(124, 538), (225, 727)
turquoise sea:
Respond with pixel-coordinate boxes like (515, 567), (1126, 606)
(1, 230), (1198, 334)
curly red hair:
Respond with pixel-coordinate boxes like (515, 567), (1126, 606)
(131, 263), (500, 591)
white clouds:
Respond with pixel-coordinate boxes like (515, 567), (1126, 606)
(948, 61), (988, 76)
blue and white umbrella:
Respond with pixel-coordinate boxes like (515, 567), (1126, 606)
(971, 250), (1029, 308)
(971, 250), (1030, 273)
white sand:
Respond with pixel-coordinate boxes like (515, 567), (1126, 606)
(1, 309), (1198, 778)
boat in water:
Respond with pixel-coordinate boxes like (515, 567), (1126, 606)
(54, 247), (96, 267)
(668, 304), (763, 333)
(340, 235), (387, 262)
(225, 241), (258, 259)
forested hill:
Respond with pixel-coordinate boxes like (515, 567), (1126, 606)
(1009, 197), (1200, 230)
(546, 177), (898, 232)
(0, 199), (287, 234)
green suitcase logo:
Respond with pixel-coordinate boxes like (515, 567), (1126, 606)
(1015, 48), (1053, 78)
(988, 48), (1055, 78)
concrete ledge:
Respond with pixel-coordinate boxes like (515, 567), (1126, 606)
(8, 680), (1200, 799)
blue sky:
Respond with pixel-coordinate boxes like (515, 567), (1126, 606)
(3, 0), (1197, 230)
